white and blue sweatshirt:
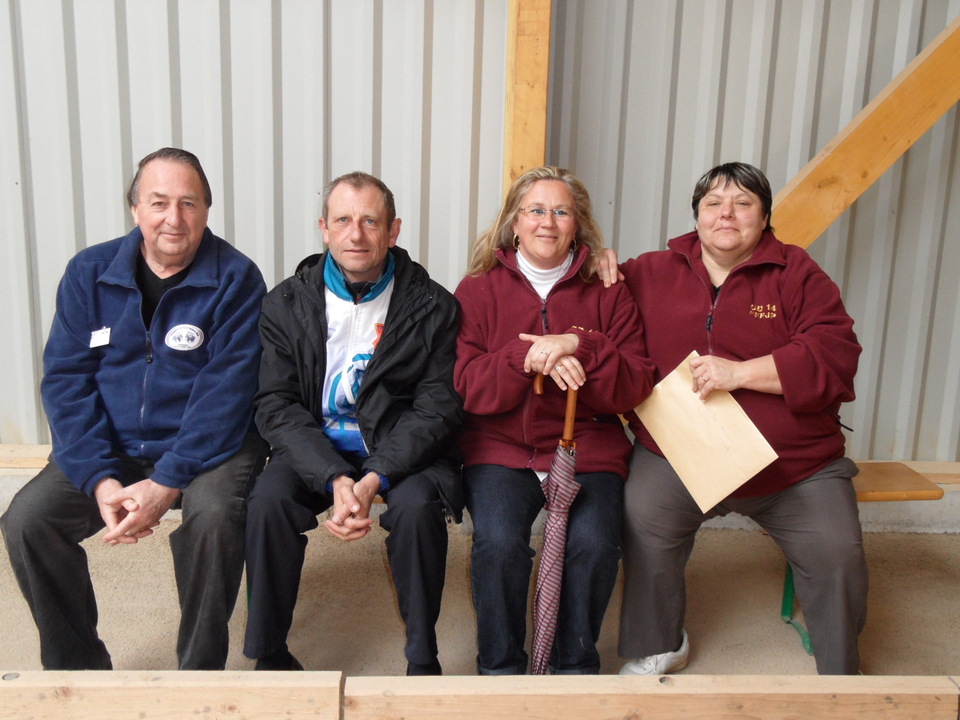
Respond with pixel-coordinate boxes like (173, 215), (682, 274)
(320, 255), (395, 459)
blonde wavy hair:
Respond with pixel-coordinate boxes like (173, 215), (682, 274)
(465, 166), (605, 278)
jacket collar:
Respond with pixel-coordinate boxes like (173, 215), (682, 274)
(323, 252), (396, 302)
(668, 229), (787, 275)
(494, 243), (591, 280)
(98, 226), (220, 289)
(299, 246), (416, 292)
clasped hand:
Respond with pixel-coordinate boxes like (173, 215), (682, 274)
(95, 477), (180, 545)
(520, 332), (585, 391)
(324, 473), (380, 541)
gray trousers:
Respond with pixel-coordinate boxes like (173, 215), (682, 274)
(0, 432), (267, 670)
(618, 444), (868, 675)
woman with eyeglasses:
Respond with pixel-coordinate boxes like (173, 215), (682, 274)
(453, 166), (655, 675)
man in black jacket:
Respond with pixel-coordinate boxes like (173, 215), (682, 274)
(243, 172), (462, 675)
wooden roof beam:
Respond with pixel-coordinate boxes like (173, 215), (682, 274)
(773, 15), (960, 248)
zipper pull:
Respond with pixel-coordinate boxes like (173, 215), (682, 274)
(145, 333), (154, 363)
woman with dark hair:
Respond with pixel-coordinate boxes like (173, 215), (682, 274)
(603, 162), (865, 676)
(455, 166), (655, 675)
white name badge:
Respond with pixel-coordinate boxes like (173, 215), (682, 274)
(90, 327), (111, 348)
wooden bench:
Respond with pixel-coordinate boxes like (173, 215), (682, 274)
(1, 446), (955, 665)
(780, 461), (946, 654)
(0, 445), (50, 471)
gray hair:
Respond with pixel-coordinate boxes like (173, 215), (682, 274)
(126, 147), (212, 208)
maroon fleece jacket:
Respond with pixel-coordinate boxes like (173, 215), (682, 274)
(621, 230), (861, 497)
(455, 246), (655, 479)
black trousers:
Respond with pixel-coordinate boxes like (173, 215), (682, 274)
(0, 432), (267, 670)
(243, 458), (450, 666)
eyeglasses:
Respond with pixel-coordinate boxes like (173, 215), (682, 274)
(518, 207), (575, 221)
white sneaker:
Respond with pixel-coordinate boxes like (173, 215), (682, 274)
(619, 630), (690, 675)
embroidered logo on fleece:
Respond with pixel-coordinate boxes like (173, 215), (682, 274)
(165, 324), (205, 351)
(749, 304), (777, 319)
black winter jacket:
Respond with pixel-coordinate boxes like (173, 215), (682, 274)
(255, 247), (464, 518)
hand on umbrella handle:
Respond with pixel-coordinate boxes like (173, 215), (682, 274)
(533, 375), (578, 449)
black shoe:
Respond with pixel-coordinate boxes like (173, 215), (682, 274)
(406, 659), (442, 676)
(255, 647), (304, 671)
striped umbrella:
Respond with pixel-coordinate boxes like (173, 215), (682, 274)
(530, 374), (580, 676)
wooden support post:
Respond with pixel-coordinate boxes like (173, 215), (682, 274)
(0, 671), (342, 720)
(772, 16), (960, 248)
(503, 0), (552, 193)
(343, 675), (960, 720)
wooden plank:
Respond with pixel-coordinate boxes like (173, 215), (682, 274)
(0, 444), (50, 469)
(343, 675), (959, 720)
(0, 670), (342, 720)
(503, 0), (552, 192)
(772, 16), (960, 248)
(898, 461), (960, 485)
(854, 462), (945, 502)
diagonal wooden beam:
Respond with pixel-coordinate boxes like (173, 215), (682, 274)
(503, 0), (552, 193)
(772, 15), (960, 248)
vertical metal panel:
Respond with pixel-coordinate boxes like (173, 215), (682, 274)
(1, 0), (508, 443)
(549, 0), (960, 462)
(427, 0), (485, 283)
(227, 0), (277, 279)
(0, 0), (43, 441)
(19, 0), (77, 329)
(474, 1), (510, 243)
(328, 1), (375, 176)
(73, 0), (126, 247)
(278, 0), (328, 282)
(607, 2), (682, 255)
(124, 0), (174, 164)
(381, 0), (429, 266)
(178, 0), (229, 235)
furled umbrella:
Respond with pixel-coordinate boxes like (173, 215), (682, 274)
(530, 373), (581, 675)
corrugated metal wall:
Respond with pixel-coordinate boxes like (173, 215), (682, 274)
(0, 0), (508, 444)
(3, 0), (959, 464)
(548, 0), (960, 462)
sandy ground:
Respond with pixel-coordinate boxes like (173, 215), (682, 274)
(1, 522), (958, 677)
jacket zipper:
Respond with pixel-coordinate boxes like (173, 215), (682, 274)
(140, 332), (153, 453)
(706, 286), (721, 355)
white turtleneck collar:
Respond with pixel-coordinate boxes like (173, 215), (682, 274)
(516, 250), (574, 300)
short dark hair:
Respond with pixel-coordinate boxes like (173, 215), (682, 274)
(321, 171), (396, 226)
(691, 162), (773, 232)
(126, 147), (212, 208)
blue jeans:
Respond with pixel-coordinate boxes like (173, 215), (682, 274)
(464, 464), (623, 674)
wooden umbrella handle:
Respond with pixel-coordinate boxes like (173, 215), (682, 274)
(533, 374), (578, 449)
